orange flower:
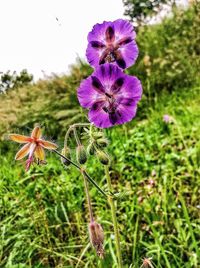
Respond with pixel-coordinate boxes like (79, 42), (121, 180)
(9, 126), (58, 170)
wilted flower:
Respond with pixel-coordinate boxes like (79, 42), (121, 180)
(78, 63), (142, 128)
(86, 19), (138, 69)
(140, 257), (154, 268)
(9, 126), (58, 171)
(88, 220), (104, 258)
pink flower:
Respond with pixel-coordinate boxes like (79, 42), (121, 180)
(163, 114), (173, 123)
(9, 126), (58, 171)
(141, 257), (154, 268)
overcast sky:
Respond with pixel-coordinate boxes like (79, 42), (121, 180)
(0, 0), (125, 79)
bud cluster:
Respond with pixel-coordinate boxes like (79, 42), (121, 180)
(87, 131), (110, 165)
(61, 126), (110, 167)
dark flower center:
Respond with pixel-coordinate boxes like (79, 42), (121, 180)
(91, 75), (124, 124)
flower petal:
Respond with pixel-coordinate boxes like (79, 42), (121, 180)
(117, 37), (133, 46)
(39, 140), (58, 150)
(91, 76), (105, 94)
(9, 134), (31, 143)
(90, 41), (105, 49)
(15, 143), (31, 160)
(115, 75), (143, 104)
(105, 26), (115, 43)
(89, 105), (111, 128)
(77, 76), (105, 109)
(110, 77), (124, 94)
(118, 41), (139, 69)
(114, 50), (126, 69)
(86, 21), (112, 68)
(34, 146), (45, 160)
(31, 126), (42, 139)
(87, 20), (112, 44)
(94, 64), (123, 87)
(113, 19), (136, 41)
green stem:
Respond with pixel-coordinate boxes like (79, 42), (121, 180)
(64, 123), (91, 147)
(72, 123), (91, 128)
(104, 165), (123, 268)
(73, 127), (81, 146)
(83, 171), (107, 198)
(53, 150), (107, 198)
(64, 127), (73, 147)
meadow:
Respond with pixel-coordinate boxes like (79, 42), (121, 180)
(0, 3), (200, 268)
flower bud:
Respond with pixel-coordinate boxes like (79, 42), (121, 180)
(96, 138), (109, 148)
(61, 147), (71, 166)
(92, 131), (104, 139)
(88, 221), (104, 259)
(87, 142), (96, 155)
(76, 145), (87, 164)
(96, 150), (109, 165)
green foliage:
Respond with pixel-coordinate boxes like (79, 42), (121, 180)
(0, 87), (199, 267)
(123, 0), (174, 25)
(0, 69), (33, 93)
(128, 3), (200, 93)
(0, 61), (93, 139)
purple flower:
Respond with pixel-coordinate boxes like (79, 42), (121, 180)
(163, 114), (173, 123)
(86, 19), (138, 70)
(77, 64), (142, 128)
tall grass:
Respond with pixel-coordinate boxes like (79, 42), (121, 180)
(0, 86), (199, 267)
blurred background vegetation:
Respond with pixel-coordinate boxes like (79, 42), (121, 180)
(0, 1), (200, 268)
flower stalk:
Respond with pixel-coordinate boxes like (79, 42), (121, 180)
(81, 170), (94, 222)
(104, 165), (122, 268)
(53, 149), (107, 198)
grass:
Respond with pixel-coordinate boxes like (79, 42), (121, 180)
(0, 85), (200, 267)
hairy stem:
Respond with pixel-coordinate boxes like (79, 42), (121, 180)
(73, 127), (81, 146)
(81, 170), (94, 222)
(64, 123), (91, 147)
(104, 165), (122, 268)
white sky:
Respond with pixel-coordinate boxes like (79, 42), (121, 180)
(0, 0), (125, 80)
